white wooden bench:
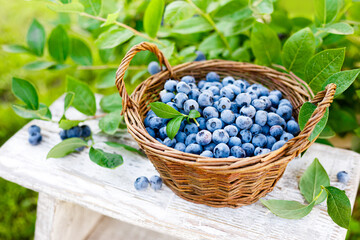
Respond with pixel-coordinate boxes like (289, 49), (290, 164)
(0, 95), (359, 240)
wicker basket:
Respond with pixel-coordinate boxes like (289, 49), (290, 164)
(116, 42), (336, 208)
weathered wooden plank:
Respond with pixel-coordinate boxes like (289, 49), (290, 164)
(0, 95), (359, 240)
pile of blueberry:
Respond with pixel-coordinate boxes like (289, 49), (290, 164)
(134, 175), (162, 191)
(144, 72), (301, 158)
(59, 125), (91, 151)
(28, 125), (42, 145)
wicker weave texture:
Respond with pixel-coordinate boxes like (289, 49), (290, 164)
(116, 42), (336, 208)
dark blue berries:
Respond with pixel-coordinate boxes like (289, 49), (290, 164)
(28, 125), (42, 145)
(58, 124), (91, 152)
(149, 175), (163, 190)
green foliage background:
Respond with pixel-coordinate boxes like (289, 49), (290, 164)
(0, 0), (359, 239)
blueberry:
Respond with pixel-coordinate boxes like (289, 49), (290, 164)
(270, 125), (283, 139)
(174, 93), (188, 109)
(189, 89), (201, 100)
(276, 106), (292, 121)
(268, 94), (280, 107)
(209, 86), (220, 95)
(230, 102), (238, 113)
(246, 89), (259, 100)
(150, 175), (163, 190)
(224, 125), (238, 137)
(159, 126), (167, 139)
(234, 80), (247, 92)
(217, 97), (231, 112)
(200, 150), (213, 157)
(59, 130), (67, 140)
(221, 110), (235, 124)
(198, 92), (214, 107)
(229, 137), (241, 147)
(185, 143), (203, 154)
(250, 124), (262, 135)
(198, 80), (206, 89)
(213, 95), (221, 102)
(240, 105), (256, 118)
(240, 129), (252, 143)
(267, 113), (283, 127)
(228, 84), (241, 95)
(204, 142), (216, 151)
(29, 132), (42, 145)
(280, 132), (294, 141)
(179, 120), (185, 131)
(167, 102), (179, 111)
(184, 123), (199, 135)
(251, 99), (267, 110)
(147, 61), (160, 75)
(160, 92), (175, 103)
(231, 146), (246, 158)
(236, 116), (253, 130)
(164, 80), (178, 92)
(163, 137), (176, 147)
(337, 171), (349, 183)
(134, 176), (149, 190)
(197, 117), (206, 130)
(286, 120), (300, 135)
(271, 140), (286, 151)
(175, 132), (187, 143)
(247, 84), (261, 97)
(222, 76), (235, 86)
(28, 125), (41, 135)
(201, 82), (212, 91)
(75, 146), (85, 152)
(269, 90), (282, 99)
(255, 110), (267, 126)
(254, 147), (270, 156)
(196, 130), (212, 146)
(185, 133), (197, 145)
(183, 99), (199, 114)
(176, 82), (191, 94)
(220, 86), (235, 100)
(252, 134), (267, 148)
(181, 75), (195, 84)
(259, 86), (270, 96)
(203, 107), (219, 119)
(156, 138), (163, 144)
(175, 142), (186, 151)
(81, 125), (91, 138)
(206, 118), (223, 132)
(194, 51), (206, 61)
(235, 93), (251, 107)
(213, 143), (230, 158)
(266, 136), (276, 149)
(212, 129), (229, 144)
(259, 96), (272, 109)
(279, 99), (293, 109)
(242, 143), (255, 157)
(146, 127), (156, 138)
(67, 126), (82, 138)
(206, 72), (220, 82)
(149, 117), (163, 129)
(261, 125), (270, 135)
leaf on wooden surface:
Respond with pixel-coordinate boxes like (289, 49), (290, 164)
(47, 138), (88, 159)
(89, 147), (123, 169)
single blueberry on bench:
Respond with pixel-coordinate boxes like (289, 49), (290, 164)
(81, 125), (91, 138)
(29, 132), (42, 145)
(150, 175), (163, 190)
(134, 176), (150, 190)
(67, 126), (82, 138)
(28, 125), (41, 135)
(337, 171), (349, 183)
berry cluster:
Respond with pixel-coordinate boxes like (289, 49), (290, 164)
(59, 125), (91, 151)
(134, 175), (162, 191)
(28, 125), (42, 145)
(145, 72), (301, 158)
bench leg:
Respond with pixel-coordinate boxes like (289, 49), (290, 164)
(34, 193), (103, 240)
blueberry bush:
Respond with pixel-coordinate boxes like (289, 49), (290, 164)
(1, 0), (360, 238)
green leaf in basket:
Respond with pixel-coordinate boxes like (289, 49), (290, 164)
(260, 199), (316, 219)
(100, 93), (122, 113)
(47, 138), (88, 159)
(12, 77), (39, 110)
(105, 141), (145, 156)
(79, 0), (102, 16)
(48, 25), (70, 63)
(298, 102), (329, 142)
(324, 186), (351, 229)
(27, 19), (45, 56)
(98, 110), (122, 135)
(166, 116), (185, 140)
(89, 147), (123, 169)
(321, 69), (360, 98)
(59, 119), (84, 130)
(150, 102), (183, 119)
(143, 0), (164, 38)
(70, 38), (93, 66)
(299, 158), (330, 205)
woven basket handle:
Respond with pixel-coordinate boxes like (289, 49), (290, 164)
(115, 42), (173, 114)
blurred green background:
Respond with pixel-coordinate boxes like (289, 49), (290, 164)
(0, 0), (359, 239)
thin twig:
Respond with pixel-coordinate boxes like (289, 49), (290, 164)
(78, 65), (146, 70)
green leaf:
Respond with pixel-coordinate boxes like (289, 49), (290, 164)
(305, 48), (345, 93)
(199, 34), (224, 53)
(299, 158), (330, 205)
(64, 92), (75, 112)
(59, 119), (83, 130)
(2, 44), (31, 54)
(47, 2), (84, 13)
(130, 69), (148, 84)
(101, 11), (119, 27)
(70, 38), (92, 66)
(172, 17), (213, 34)
(89, 147), (123, 169)
(66, 76), (96, 116)
(79, 0), (102, 16)
(48, 25), (70, 63)
(260, 199), (315, 219)
(23, 61), (55, 70)
(188, 110), (200, 119)
(231, 47), (250, 62)
(95, 69), (117, 89)
(319, 125), (336, 139)
(27, 19), (45, 56)
(164, 1), (195, 24)
(281, 28), (315, 77)
(325, 186), (351, 229)
(12, 77), (39, 110)
(315, 0), (340, 25)
(143, 0), (164, 38)
(298, 102), (329, 141)
(12, 104), (50, 120)
(105, 141), (145, 156)
(220, 17), (255, 37)
(322, 69), (360, 97)
(98, 111), (122, 135)
(166, 116), (184, 140)
(251, 22), (281, 66)
(328, 108), (358, 133)
(95, 28), (134, 49)
(47, 138), (88, 159)
(319, 22), (354, 35)
(150, 102), (183, 119)
(100, 93), (122, 113)
(250, 0), (274, 14)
